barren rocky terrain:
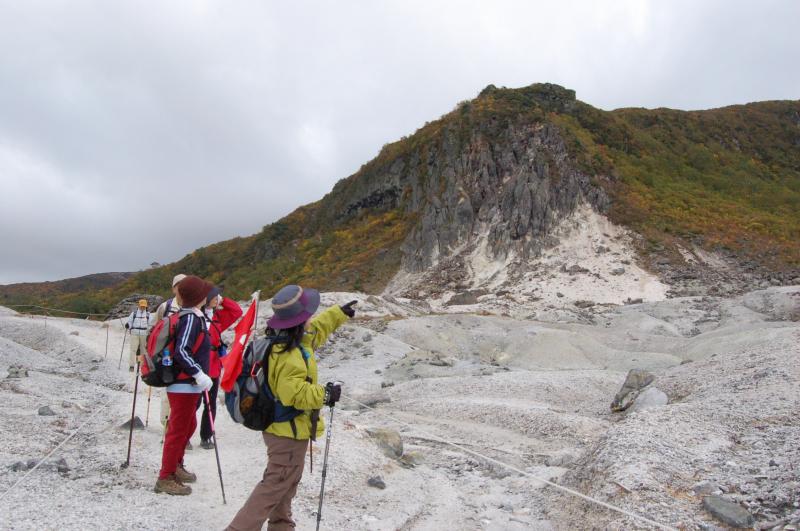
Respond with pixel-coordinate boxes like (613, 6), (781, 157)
(1, 280), (798, 530)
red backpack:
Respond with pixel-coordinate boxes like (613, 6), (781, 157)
(141, 310), (205, 387)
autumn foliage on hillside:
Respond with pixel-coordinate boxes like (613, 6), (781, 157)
(4, 84), (798, 316)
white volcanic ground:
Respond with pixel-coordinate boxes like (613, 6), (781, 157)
(0, 208), (798, 530)
(1, 279), (798, 530)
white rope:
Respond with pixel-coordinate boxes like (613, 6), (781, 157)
(0, 399), (113, 503)
(5, 304), (109, 317)
(341, 395), (678, 531)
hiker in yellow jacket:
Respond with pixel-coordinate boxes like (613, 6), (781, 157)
(226, 285), (356, 531)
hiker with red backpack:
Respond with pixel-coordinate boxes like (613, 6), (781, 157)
(153, 275), (215, 496)
(225, 285), (354, 531)
(196, 286), (242, 450)
(156, 273), (186, 429)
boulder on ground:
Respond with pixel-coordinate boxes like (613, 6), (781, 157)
(105, 294), (164, 320)
(702, 495), (755, 528)
(366, 428), (403, 459)
(610, 369), (654, 412)
(367, 476), (386, 489)
(38, 405), (56, 416)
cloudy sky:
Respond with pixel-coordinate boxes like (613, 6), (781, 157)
(0, 0), (798, 284)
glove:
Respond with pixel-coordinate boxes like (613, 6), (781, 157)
(324, 381), (342, 407)
(125, 323), (130, 330)
(194, 371), (213, 392)
(340, 300), (358, 318)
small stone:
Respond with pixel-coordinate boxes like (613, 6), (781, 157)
(702, 495), (755, 528)
(556, 292), (564, 298)
(38, 406), (56, 416)
(119, 416), (145, 430)
(574, 300), (595, 309)
(6, 365), (28, 378)
(399, 451), (425, 468)
(69, 331), (79, 336)
(610, 369), (655, 411)
(367, 476), (386, 489)
(363, 333), (373, 342)
(610, 267), (625, 276)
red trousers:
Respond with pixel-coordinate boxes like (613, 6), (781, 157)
(159, 392), (199, 479)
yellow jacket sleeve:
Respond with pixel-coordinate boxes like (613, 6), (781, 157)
(273, 351), (325, 411)
(303, 305), (349, 350)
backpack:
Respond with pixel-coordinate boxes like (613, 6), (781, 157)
(224, 337), (311, 432)
(141, 310), (205, 387)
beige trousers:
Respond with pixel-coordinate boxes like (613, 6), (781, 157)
(226, 433), (309, 531)
(129, 334), (147, 368)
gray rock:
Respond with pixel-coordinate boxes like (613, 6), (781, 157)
(610, 267), (625, 276)
(105, 294), (164, 320)
(119, 416), (145, 430)
(565, 264), (589, 275)
(545, 453), (576, 467)
(69, 331), (79, 336)
(9, 457), (69, 474)
(446, 290), (487, 306)
(362, 333), (373, 342)
(366, 428), (403, 459)
(7, 365), (28, 378)
(367, 476), (386, 489)
(38, 405), (56, 416)
(574, 300), (595, 309)
(610, 369), (655, 411)
(629, 387), (668, 412)
(702, 495), (755, 528)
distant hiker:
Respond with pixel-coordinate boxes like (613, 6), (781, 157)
(155, 273), (187, 321)
(156, 273), (186, 428)
(125, 299), (150, 372)
(225, 285), (355, 531)
(154, 275), (215, 496)
(196, 286), (242, 450)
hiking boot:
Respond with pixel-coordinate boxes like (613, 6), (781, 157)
(154, 475), (191, 495)
(185, 441), (193, 450)
(175, 464), (197, 483)
(200, 439), (215, 450)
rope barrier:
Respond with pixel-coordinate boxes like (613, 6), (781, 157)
(0, 399), (113, 503)
(4, 304), (109, 317)
(341, 395), (678, 531)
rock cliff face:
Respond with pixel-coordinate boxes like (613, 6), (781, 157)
(325, 85), (610, 295)
(397, 122), (609, 273)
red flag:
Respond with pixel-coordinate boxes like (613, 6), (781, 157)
(220, 294), (258, 392)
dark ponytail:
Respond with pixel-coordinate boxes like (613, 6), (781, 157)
(265, 323), (306, 354)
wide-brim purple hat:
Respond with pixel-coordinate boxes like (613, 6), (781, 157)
(267, 285), (321, 330)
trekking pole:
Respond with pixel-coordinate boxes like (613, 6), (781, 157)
(144, 386), (152, 427)
(121, 362), (140, 469)
(316, 405), (335, 531)
(203, 390), (226, 504)
(117, 328), (128, 370)
(104, 324), (109, 359)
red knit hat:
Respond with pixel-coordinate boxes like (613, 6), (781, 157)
(177, 275), (214, 308)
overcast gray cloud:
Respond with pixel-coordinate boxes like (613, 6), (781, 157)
(0, 0), (798, 283)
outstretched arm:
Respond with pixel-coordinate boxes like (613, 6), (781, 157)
(302, 305), (349, 350)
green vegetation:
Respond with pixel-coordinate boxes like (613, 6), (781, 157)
(550, 100), (800, 268)
(4, 83), (798, 316)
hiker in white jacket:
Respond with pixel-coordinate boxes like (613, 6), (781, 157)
(125, 299), (151, 372)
